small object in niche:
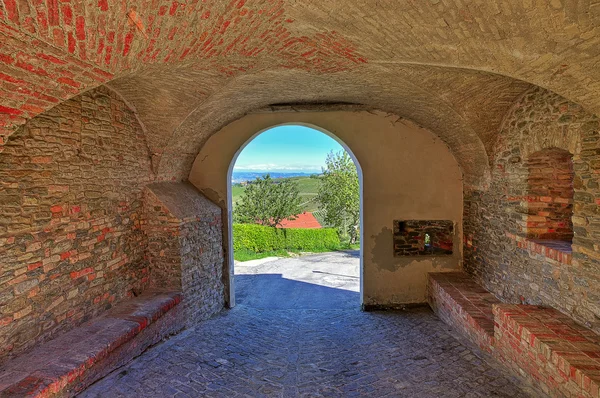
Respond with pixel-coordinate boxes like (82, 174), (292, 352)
(393, 220), (453, 256)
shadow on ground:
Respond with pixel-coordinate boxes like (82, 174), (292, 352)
(235, 273), (360, 310)
(79, 251), (538, 398)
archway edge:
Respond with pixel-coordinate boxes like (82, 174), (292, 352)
(225, 122), (365, 308)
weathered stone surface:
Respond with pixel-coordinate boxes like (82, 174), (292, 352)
(0, 87), (153, 364)
(80, 263), (537, 398)
(428, 272), (499, 354)
(2, 1), (600, 188)
(3, 4), (600, 395)
(0, 290), (182, 397)
(143, 182), (224, 325)
(525, 148), (574, 241)
(429, 271), (600, 398)
(494, 305), (600, 398)
(464, 86), (600, 335)
(393, 220), (454, 256)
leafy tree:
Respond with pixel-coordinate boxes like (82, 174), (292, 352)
(317, 151), (360, 243)
(233, 174), (303, 227)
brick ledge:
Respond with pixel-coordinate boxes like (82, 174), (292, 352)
(506, 232), (572, 265)
(0, 290), (183, 398)
(494, 304), (600, 397)
(428, 272), (499, 353)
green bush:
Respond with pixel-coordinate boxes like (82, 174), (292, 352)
(233, 223), (340, 253)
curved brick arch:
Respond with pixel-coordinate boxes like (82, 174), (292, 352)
(2, 0), (600, 174)
(151, 66), (531, 188)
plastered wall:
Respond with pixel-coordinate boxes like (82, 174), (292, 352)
(189, 110), (463, 307)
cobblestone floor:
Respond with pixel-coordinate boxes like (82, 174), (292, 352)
(80, 252), (540, 397)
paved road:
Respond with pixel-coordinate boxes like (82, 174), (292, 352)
(234, 251), (360, 310)
(80, 251), (540, 398)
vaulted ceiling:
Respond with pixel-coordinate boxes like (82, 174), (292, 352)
(2, 0), (600, 187)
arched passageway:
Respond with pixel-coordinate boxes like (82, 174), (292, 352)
(225, 123), (364, 308)
(3, 3), (600, 396)
(189, 109), (464, 310)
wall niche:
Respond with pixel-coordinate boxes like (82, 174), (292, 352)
(393, 220), (454, 256)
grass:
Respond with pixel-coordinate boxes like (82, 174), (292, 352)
(232, 176), (321, 212)
(234, 249), (292, 262)
(339, 242), (361, 250)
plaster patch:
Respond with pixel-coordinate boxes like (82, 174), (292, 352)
(371, 227), (395, 272)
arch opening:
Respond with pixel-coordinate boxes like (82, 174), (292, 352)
(226, 123), (364, 308)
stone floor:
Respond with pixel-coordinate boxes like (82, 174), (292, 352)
(79, 251), (541, 397)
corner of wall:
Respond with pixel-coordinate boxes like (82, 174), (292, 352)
(143, 182), (225, 325)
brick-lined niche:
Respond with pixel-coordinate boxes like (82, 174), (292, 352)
(525, 148), (574, 243)
(393, 220), (453, 256)
(464, 86), (600, 334)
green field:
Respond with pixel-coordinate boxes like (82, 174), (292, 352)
(232, 176), (321, 212)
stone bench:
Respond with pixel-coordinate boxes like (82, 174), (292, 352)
(494, 305), (600, 398)
(428, 272), (500, 352)
(0, 290), (183, 398)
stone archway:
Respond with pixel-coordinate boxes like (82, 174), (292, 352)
(225, 122), (365, 307)
(189, 109), (464, 310)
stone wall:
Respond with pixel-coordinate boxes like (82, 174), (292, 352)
(464, 87), (600, 334)
(0, 86), (153, 363)
(144, 182), (224, 324)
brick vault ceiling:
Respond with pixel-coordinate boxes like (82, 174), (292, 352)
(1, 0), (600, 186)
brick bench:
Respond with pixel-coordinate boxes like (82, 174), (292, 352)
(494, 305), (600, 398)
(0, 290), (183, 398)
(428, 272), (500, 352)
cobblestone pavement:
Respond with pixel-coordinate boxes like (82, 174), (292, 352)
(80, 252), (541, 397)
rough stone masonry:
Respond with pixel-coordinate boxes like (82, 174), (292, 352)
(464, 87), (600, 334)
(0, 87), (226, 364)
(2, 2), (600, 397)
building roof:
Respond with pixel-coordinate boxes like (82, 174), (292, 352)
(278, 212), (322, 229)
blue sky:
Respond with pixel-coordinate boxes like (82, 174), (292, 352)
(233, 125), (345, 173)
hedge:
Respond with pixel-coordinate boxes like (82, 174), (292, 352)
(233, 223), (340, 253)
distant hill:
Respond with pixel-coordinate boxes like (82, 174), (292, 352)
(231, 171), (318, 184)
(232, 174), (322, 213)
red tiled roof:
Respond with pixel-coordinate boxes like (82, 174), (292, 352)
(277, 212), (322, 229)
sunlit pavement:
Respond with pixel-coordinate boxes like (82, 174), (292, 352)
(80, 251), (540, 397)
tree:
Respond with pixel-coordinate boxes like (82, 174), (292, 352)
(317, 151), (360, 243)
(233, 174), (303, 227)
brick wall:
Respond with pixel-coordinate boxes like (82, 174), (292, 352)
(144, 182), (224, 324)
(393, 220), (454, 256)
(0, 86), (153, 363)
(464, 86), (600, 334)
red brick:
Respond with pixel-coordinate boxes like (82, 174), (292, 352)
(50, 205), (62, 213)
(0, 105), (23, 115)
(57, 76), (81, 88)
(75, 15), (86, 40)
(70, 267), (94, 279)
(3, 0), (19, 23)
